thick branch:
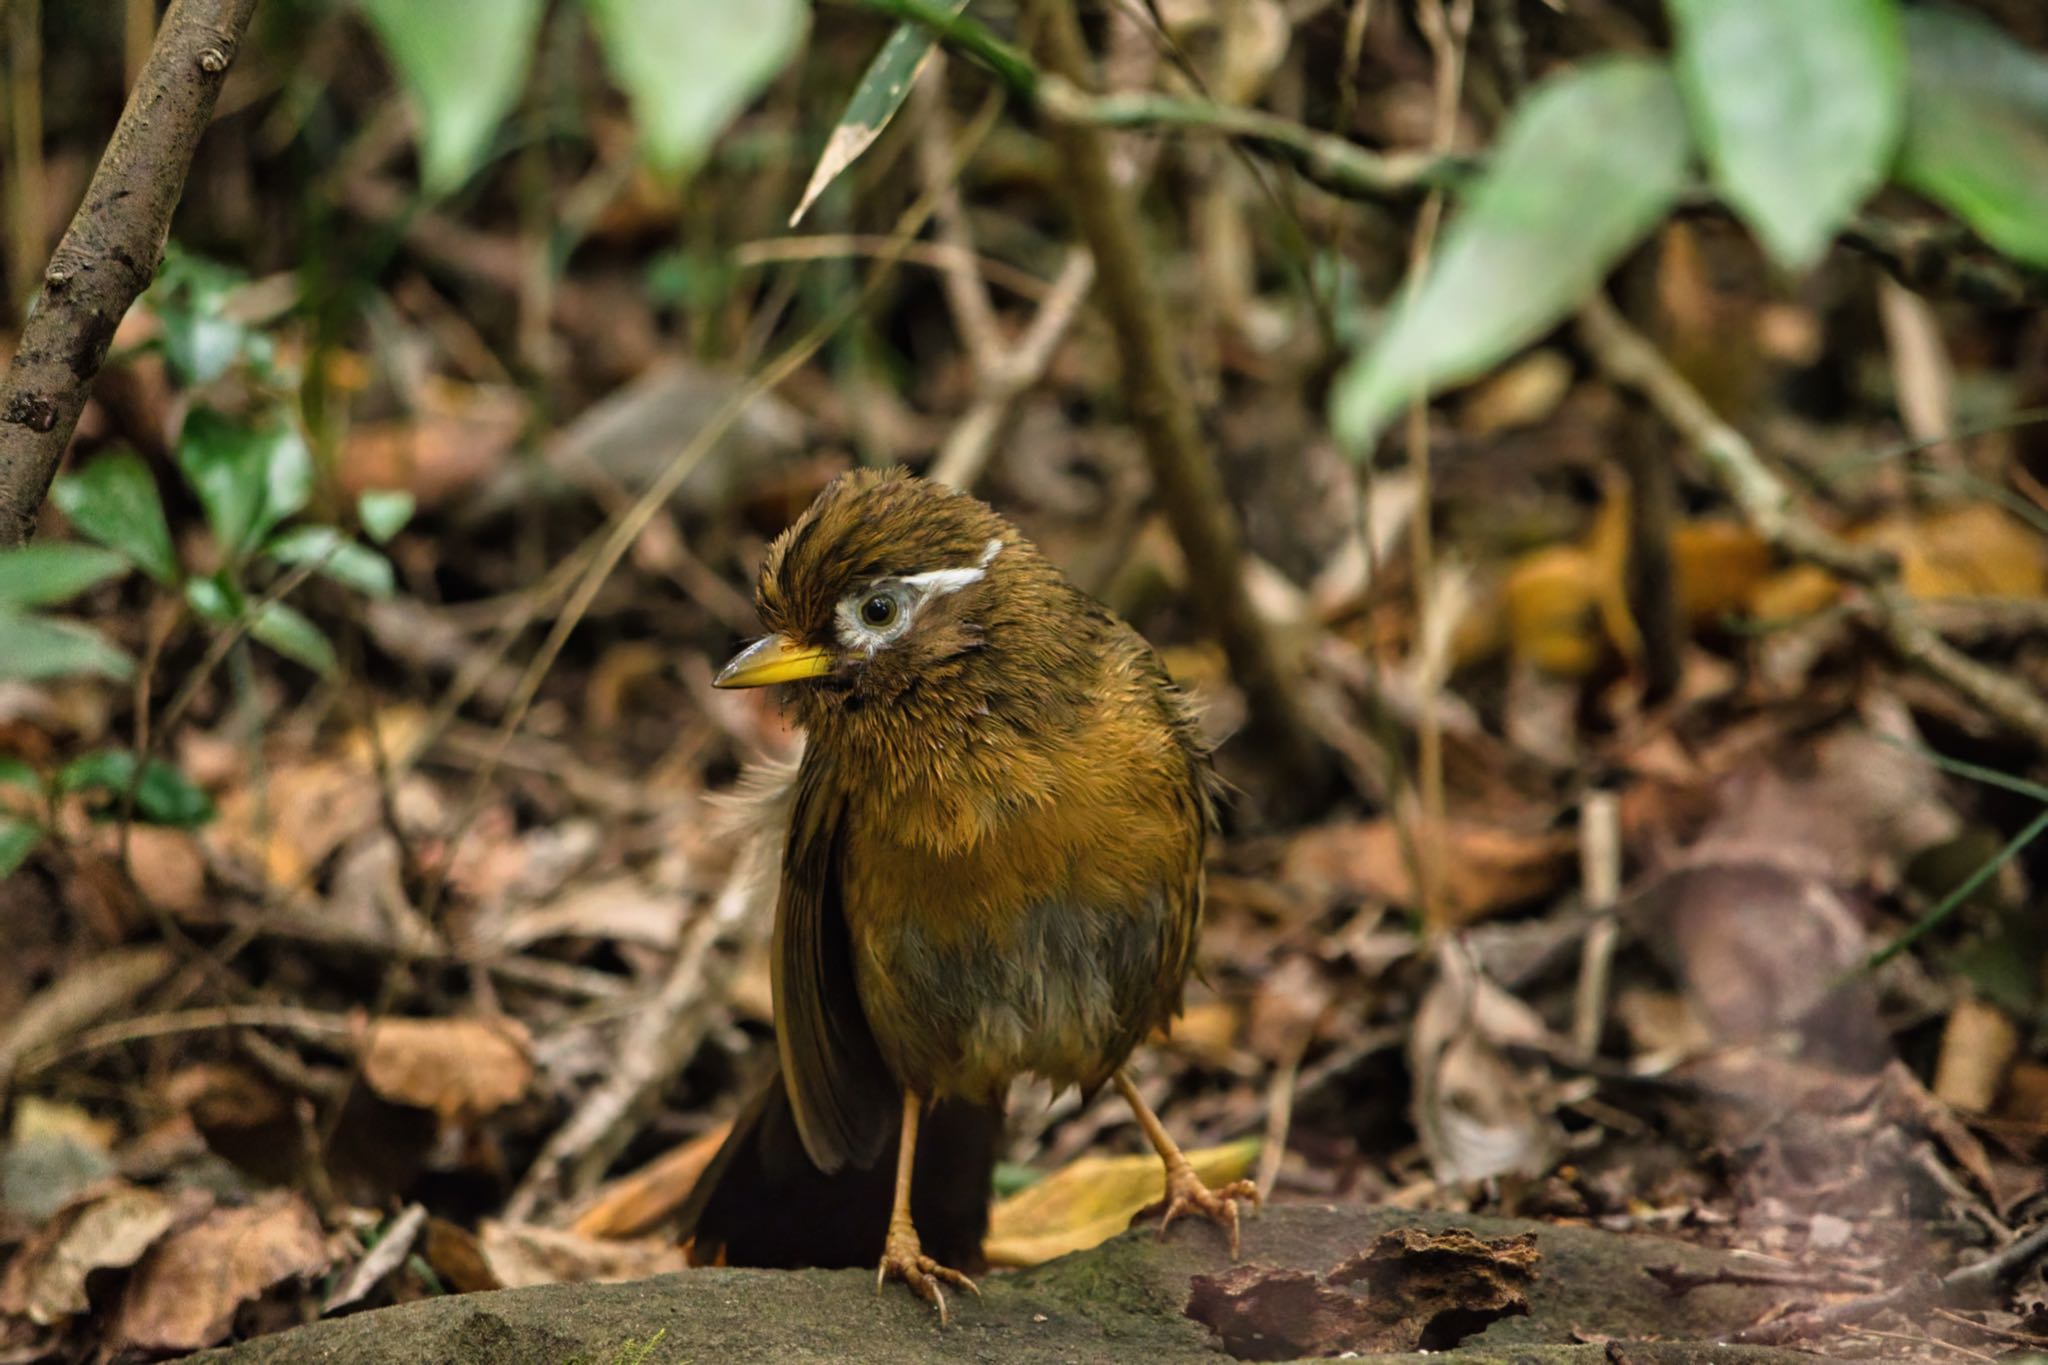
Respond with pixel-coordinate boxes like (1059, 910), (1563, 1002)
(0, 0), (258, 547)
(1577, 294), (2048, 751)
(1035, 0), (1325, 787)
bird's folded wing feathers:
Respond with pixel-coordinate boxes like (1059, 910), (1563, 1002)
(774, 752), (897, 1172)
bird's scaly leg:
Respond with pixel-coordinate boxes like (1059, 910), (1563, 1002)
(1115, 1069), (1261, 1257)
(876, 1089), (979, 1324)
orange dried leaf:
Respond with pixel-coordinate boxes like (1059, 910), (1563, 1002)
(361, 1017), (534, 1121)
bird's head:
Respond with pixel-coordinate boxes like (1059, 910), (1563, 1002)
(714, 469), (1077, 725)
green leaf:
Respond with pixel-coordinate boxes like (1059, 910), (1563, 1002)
(250, 601), (338, 676)
(184, 573), (242, 625)
(177, 408), (314, 558)
(1332, 59), (1691, 453)
(583, 0), (809, 177)
(149, 250), (252, 385)
(357, 489), (415, 544)
(50, 450), (178, 585)
(359, 0), (544, 193)
(0, 612), (134, 682)
(1668, 0), (1902, 272)
(790, 2), (968, 226)
(56, 749), (216, 828)
(1898, 6), (2048, 268)
(0, 544), (131, 608)
(264, 526), (396, 599)
(0, 816), (38, 879)
(0, 757), (38, 790)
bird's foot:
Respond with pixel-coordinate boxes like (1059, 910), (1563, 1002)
(876, 1222), (979, 1326)
(1157, 1159), (1261, 1258)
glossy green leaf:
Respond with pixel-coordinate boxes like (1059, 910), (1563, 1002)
(1898, 6), (2048, 268)
(791, 1), (969, 226)
(357, 489), (416, 544)
(50, 451), (178, 585)
(1669, 0), (1902, 271)
(1333, 59), (1692, 453)
(359, 0), (543, 192)
(0, 816), (38, 879)
(264, 526), (396, 599)
(250, 601), (338, 676)
(0, 613), (134, 682)
(583, 0), (808, 176)
(177, 408), (314, 558)
(0, 544), (131, 608)
(56, 749), (216, 828)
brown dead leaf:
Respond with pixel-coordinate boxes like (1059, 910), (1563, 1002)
(1185, 1227), (1536, 1359)
(984, 1138), (1260, 1267)
(338, 379), (525, 508)
(112, 1190), (329, 1354)
(571, 1122), (731, 1241)
(422, 1217), (501, 1295)
(0, 1184), (182, 1324)
(1282, 818), (1573, 927)
(360, 1017), (534, 1122)
(477, 1221), (688, 1288)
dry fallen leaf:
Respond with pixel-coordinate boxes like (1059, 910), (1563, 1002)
(112, 1190), (329, 1354)
(360, 1017), (534, 1122)
(1282, 818), (1574, 927)
(0, 1184), (182, 1324)
(572, 1122), (732, 1241)
(983, 1136), (1259, 1267)
(478, 1221), (689, 1288)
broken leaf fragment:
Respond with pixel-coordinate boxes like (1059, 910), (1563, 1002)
(983, 1136), (1259, 1267)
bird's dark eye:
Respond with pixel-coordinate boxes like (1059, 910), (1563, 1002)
(860, 593), (898, 628)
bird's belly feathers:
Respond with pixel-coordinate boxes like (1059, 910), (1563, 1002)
(852, 891), (1172, 1102)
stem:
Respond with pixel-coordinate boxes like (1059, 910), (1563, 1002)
(1035, 0), (1325, 789)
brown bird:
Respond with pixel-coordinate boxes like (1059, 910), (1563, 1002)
(683, 468), (1254, 1319)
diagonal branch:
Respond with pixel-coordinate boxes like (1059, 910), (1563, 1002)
(0, 0), (259, 547)
(1576, 294), (2048, 751)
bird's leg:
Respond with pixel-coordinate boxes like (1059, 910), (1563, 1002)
(876, 1089), (979, 1323)
(1115, 1069), (1261, 1257)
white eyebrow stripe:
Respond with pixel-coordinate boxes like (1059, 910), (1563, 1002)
(898, 538), (1003, 597)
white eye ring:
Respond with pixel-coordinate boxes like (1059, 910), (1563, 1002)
(832, 539), (1003, 653)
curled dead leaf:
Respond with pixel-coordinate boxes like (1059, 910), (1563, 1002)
(112, 1190), (329, 1354)
(0, 1184), (183, 1324)
(360, 1017), (534, 1122)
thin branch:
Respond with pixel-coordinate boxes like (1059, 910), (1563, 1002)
(0, 0), (260, 545)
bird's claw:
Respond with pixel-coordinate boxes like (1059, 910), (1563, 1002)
(876, 1225), (979, 1326)
(1157, 1163), (1261, 1259)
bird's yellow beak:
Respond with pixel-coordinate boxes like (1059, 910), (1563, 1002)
(713, 634), (833, 688)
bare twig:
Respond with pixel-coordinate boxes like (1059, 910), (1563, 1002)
(1404, 0), (1473, 931)
(1576, 294), (2048, 751)
(913, 62), (1003, 373)
(1036, 0), (1325, 787)
(1571, 790), (1621, 1063)
(1730, 1218), (2048, 1346)
(0, 0), (260, 545)
(928, 246), (1095, 491)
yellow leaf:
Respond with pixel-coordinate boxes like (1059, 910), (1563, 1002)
(983, 1136), (1259, 1268)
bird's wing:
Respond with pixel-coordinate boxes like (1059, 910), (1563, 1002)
(773, 750), (897, 1172)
